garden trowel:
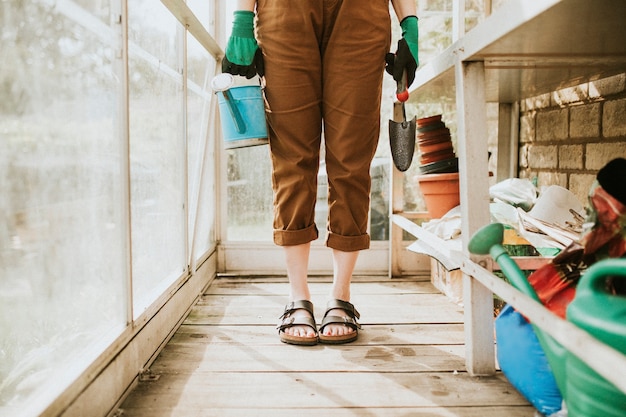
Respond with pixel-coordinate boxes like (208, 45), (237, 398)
(389, 70), (416, 172)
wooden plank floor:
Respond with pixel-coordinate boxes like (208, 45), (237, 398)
(119, 276), (534, 416)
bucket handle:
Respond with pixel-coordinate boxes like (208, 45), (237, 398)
(220, 89), (246, 134)
(576, 258), (626, 296)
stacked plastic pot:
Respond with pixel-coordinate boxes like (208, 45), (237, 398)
(415, 115), (460, 218)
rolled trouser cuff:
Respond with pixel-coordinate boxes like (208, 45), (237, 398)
(273, 224), (319, 246)
(326, 232), (370, 252)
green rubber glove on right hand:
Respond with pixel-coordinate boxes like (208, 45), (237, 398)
(400, 15), (419, 67)
(385, 16), (419, 87)
(222, 11), (264, 79)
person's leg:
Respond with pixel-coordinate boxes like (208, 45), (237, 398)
(257, 1), (323, 344)
(281, 242), (316, 339)
(320, 249), (360, 338)
(318, 1), (391, 341)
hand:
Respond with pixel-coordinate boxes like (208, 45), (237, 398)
(222, 11), (265, 79)
(385, 16), (419, 87)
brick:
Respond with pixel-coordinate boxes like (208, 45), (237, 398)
(559, 145), (584, 169)
(522, 93), (551, 111)
(589, 73), (626, 98)
(527, 145), (558, 169)
(537, 109), (568, 141)
(569, 174), (597, 206)
(553, 85), (589, 106)
(585, 142), (626, 170)
(537, 172), (567, 189)
(519, 144), (530, 168)
(570, 103), (600, 138)
(603, 98), (626, 137)
(520, 99), (529, 113)
(519, 113), (535, 143)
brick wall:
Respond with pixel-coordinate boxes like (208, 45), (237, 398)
(518, 73), (626, 206)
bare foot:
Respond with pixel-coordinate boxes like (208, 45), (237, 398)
(320, 308), (356, 337)
(318, 300), (361, 344)
(277, 300), (318, 345)
(282, 308), (317, 338)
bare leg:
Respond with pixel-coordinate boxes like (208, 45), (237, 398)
(282, 242), (316, 338)
(321, 249), (359, 337)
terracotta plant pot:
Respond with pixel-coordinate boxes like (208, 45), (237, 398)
(417, 121), (446, 133)
(419, 157), (459, 174)
(417, 128), (450, 141)
(418, 140), (453, 155)
(417, 114), (442, 127)
(417, 172), (460, 218)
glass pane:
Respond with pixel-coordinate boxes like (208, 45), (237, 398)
(186, 0), (212, 34)
(417, 0), (454, 57)
(401, 0), (458, 216)
(187, 33), (217, 259)
(0, 1), (127, 413)
(128, 0), (186, 315)
(226, 146), (274, 241)
(465, 0), (489, 32)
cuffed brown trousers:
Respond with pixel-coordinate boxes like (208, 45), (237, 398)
(257, 0), (392, 251)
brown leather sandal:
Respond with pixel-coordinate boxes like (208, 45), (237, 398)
(318, 299), (361, 344)
(277, 300), (318, 346)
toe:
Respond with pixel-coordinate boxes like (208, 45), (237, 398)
(323, 323), (353, 337)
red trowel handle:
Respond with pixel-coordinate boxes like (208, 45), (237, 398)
(396, 69), (409, 102)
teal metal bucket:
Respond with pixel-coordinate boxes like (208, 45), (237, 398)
(214, 77), (268, 149)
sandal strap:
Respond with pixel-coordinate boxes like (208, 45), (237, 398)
(324, 299), (360, 320)
(319, 314), (361, 332)
(319, 299), (361, 332)
(278, 300), (314, 319)
(277, 300), (317, 332)
(277, 315), (317, 332)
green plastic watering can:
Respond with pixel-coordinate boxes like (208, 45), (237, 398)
(468, 223), (568, 398)
(566, 258), (626, 417)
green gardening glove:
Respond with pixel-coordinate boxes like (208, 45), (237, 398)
(222, 11), (264, 79)
(385, 16), (419, 87)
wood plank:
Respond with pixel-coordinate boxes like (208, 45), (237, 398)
(214, 275), (431, 283)
(120, 276), (533, 416)
(120, 371), (529, 409)
(496, 102), (516, 182)
(393, 214), (463, 270)
(170, 323), (466, 346)
(205, 280), (440, 296)
(151, 343), (467, 373)
(121, 406), (535, 417)
(456, 60), (496, 376)
(159, 0), (222, 58)
(186, 294), (465, 325)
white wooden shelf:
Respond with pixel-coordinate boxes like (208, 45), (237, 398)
(393, 0), (626, 389)
(410, 0), (626, 103)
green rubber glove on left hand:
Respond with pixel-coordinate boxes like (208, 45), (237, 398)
(222, 11), (264, 78)
(385, 16), (419, 87)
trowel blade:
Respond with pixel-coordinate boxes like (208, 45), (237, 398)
(389, 116), (416, 172)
